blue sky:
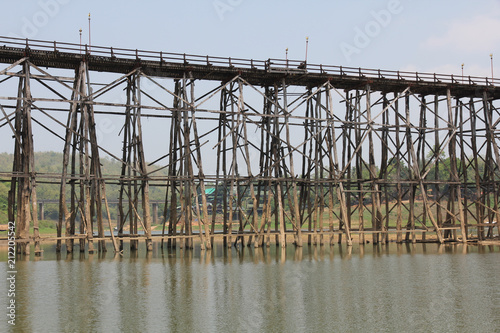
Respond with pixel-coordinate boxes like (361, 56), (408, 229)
(2, 0), (500, 77)
(1, 0), (500, 161)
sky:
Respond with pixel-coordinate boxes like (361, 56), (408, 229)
(1, 0), (500, 165)
(2, 0), (500, 77)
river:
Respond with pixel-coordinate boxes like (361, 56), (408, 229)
(1, 242), (499, 332)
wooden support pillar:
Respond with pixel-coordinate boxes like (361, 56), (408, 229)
(434, 95), (442, 231)
(417, 95), (427, 242)
(181, 74), (193, 250)
(11, 60), (41, 255)
(394, 92), (403, 243)
(135, 75), (153, 252)
(81, 66), (94, 254)
(39, 202), (44, 221)
(315, 91), (325, 246)
(366, 84), (383, 244)
(256, 86), (274, 248)
(355, 90), (365, 244)
(84, 62), (117, 253)
(117, 72), (152, 251)
(227, 81), (238, 248)
(446, 89), (466, 242)
(164, 79), (182, 249)
(301, 89), (313, 245)
(189, 73), (210, 250)
(60, 63), (83, 253)
(482, 91), (500, 239)
(458, 100), (469, 242)
(407, 93), (443, 244)
(25, 62), (41, 255)
(380, 94), (390, 243)
(342, 91), (354, 245)
(470, 98), (483, 240)
(239, 79), (260, 247)
(404, 91), (416, 243)
(282, 79), (302, 247)
(273, 83), (286, 248)
(7, 77), (21, 229)
(152, 203), (158, 225)
(220, 85), (229, 247)
(327, 84), (352, 246)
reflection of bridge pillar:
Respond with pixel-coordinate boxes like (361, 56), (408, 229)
(152, 203), (158, 225)
(39, 202), (44, 220)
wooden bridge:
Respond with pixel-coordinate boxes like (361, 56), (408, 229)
(0, 36), (498, 254)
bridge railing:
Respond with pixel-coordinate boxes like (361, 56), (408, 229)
(0, 35), (497, 87)
(268, 58), (498, 87)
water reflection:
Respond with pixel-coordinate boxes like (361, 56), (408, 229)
(3, 241), (499, 263)
(0, 242), (499, 332)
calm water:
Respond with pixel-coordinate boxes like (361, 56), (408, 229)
(1, 242), (499, 333)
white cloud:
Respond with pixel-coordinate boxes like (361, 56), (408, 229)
(423, 14), (500, 53)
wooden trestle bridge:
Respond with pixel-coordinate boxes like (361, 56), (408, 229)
(0, 36), (499, 254)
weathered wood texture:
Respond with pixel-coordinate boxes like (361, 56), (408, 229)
(0, 37), (499, 253)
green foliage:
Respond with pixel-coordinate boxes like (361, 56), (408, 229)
(386, 157), (410, 181)
(0, 181), (8, 223)
(0, 181), (8, 209)
(0, 150), (495, 227)
(426, 156), (454, 181)
(0, 152), (13, 171)
(0, 151), (171, 224)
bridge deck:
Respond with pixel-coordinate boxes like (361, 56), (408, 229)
(0, 36), (498, 98)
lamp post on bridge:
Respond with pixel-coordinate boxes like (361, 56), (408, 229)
(461, 63), (464, 83)
(88, 13), (91, 54)
(305, 37), (309, 68)
(490, 53), (494, 85)
(298, 37), (309, 70)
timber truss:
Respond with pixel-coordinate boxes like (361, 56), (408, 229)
(0, 36), (499, 254)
